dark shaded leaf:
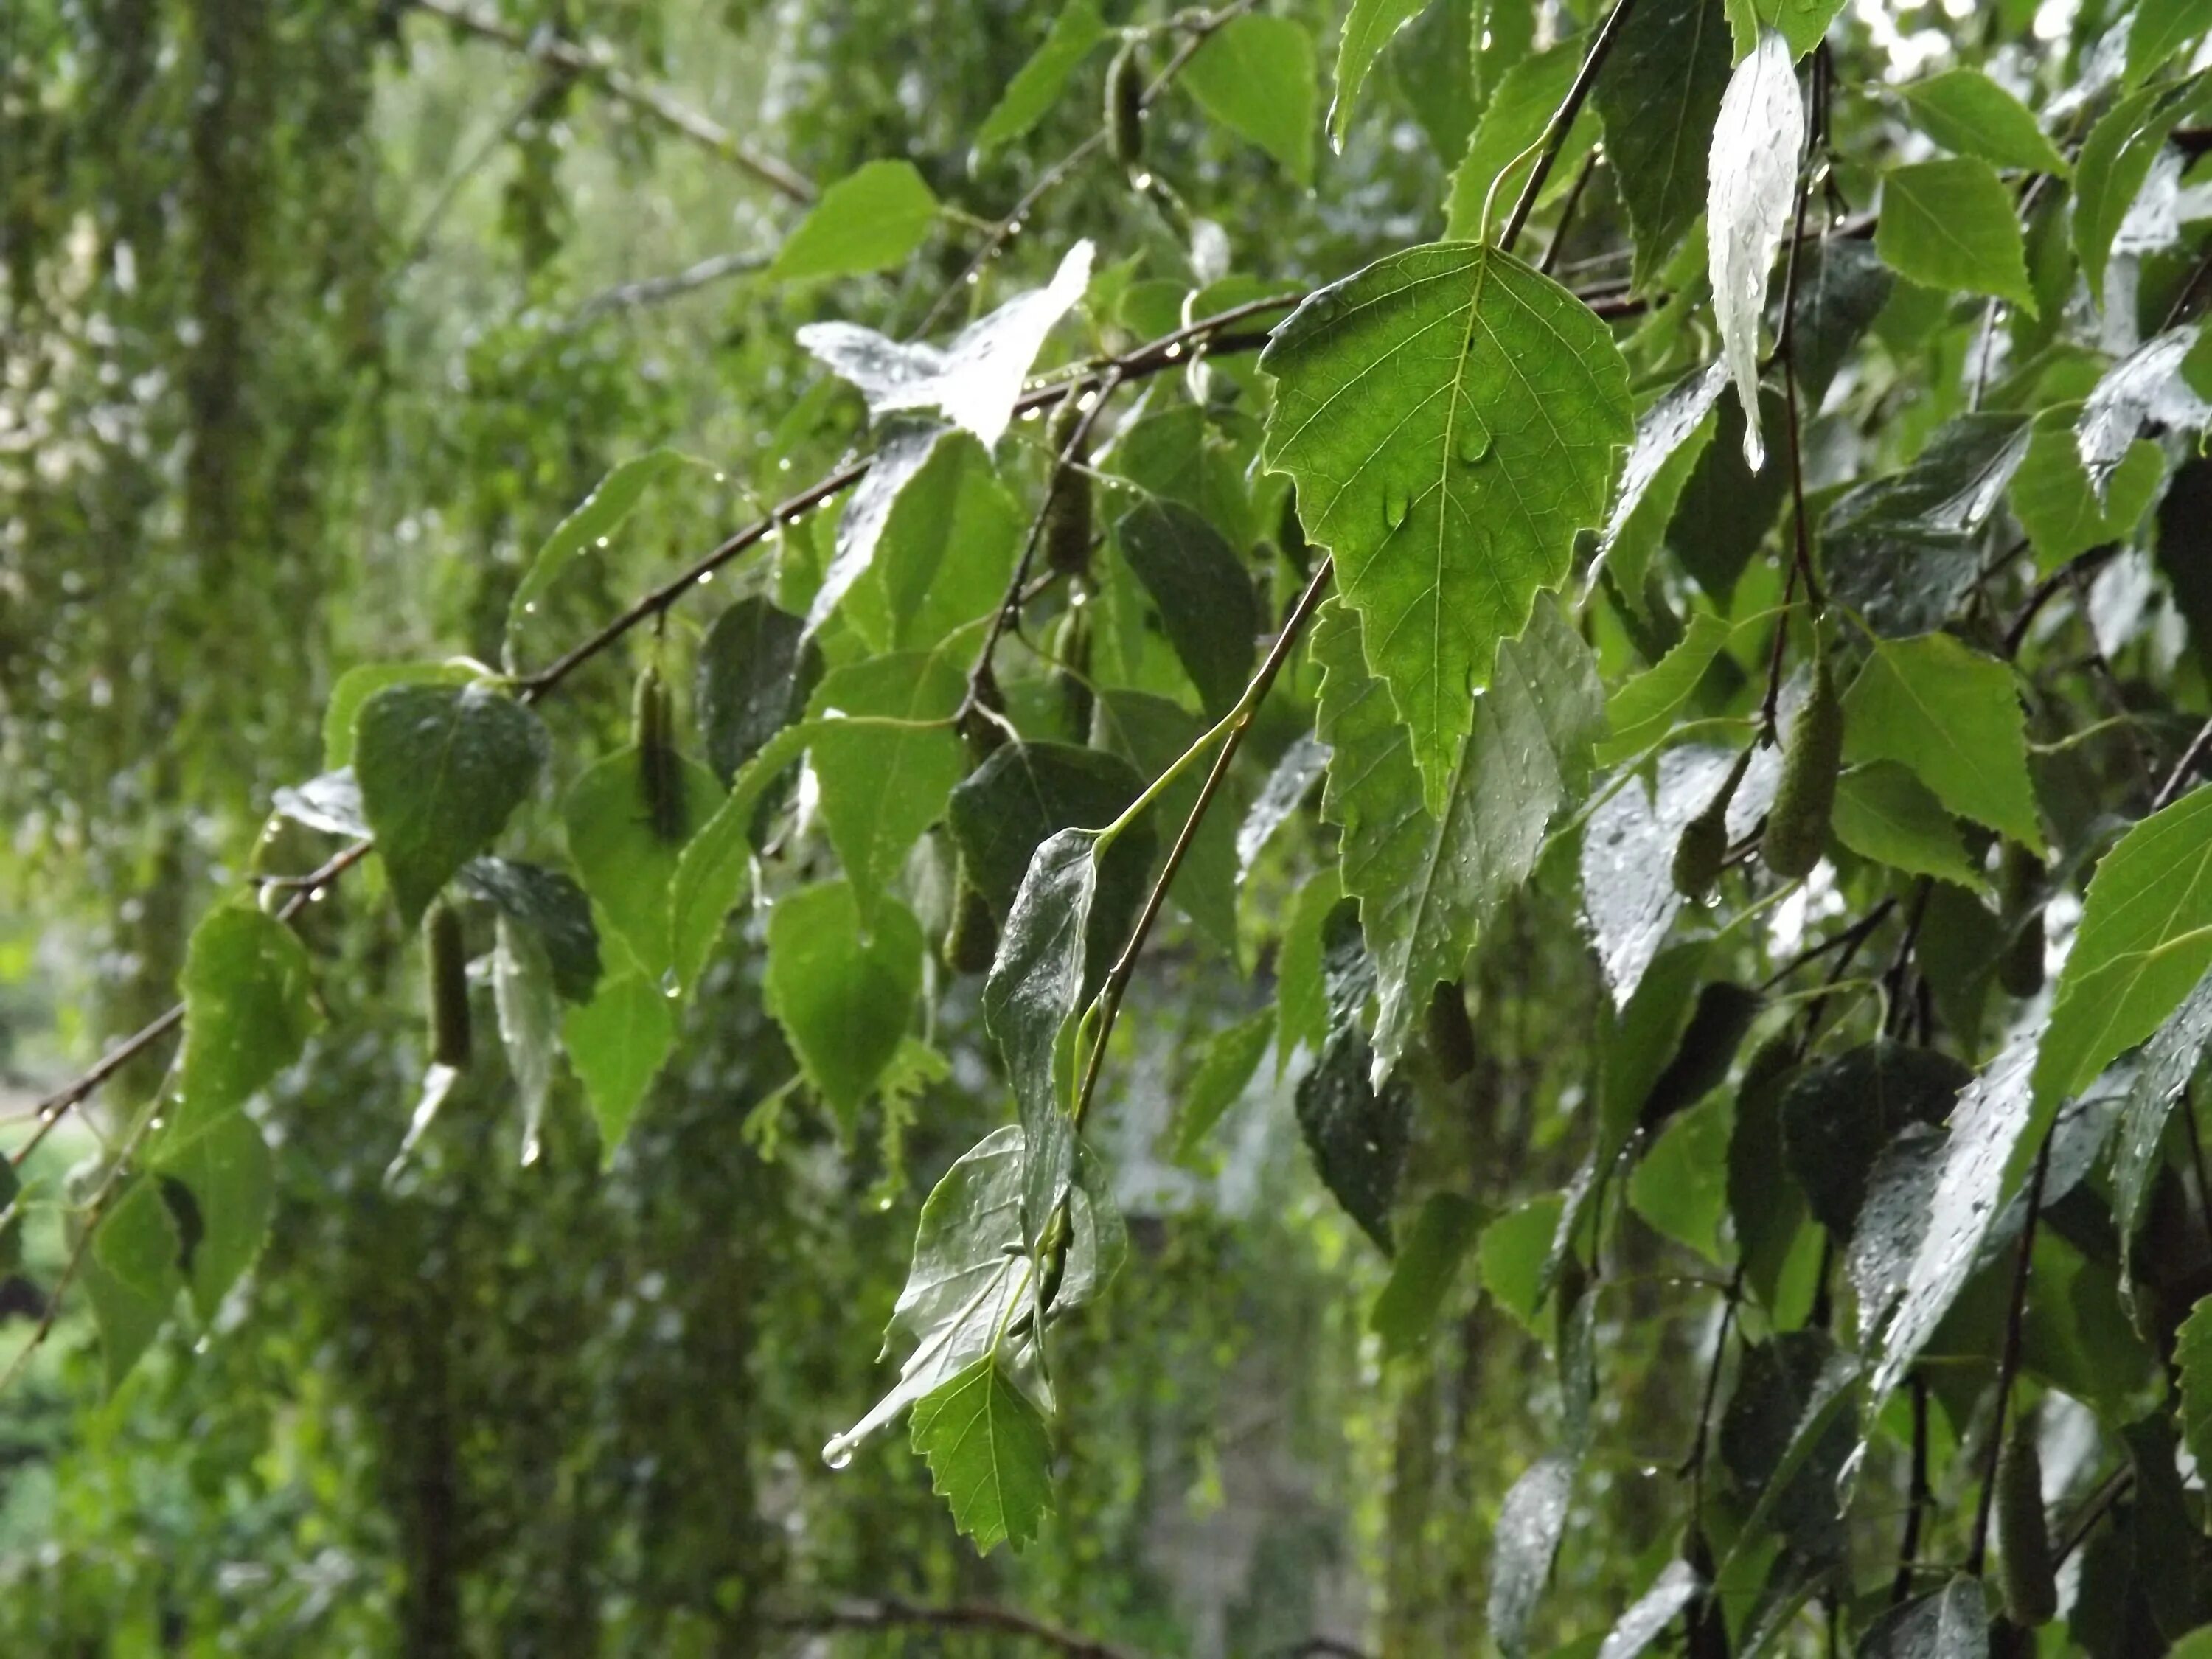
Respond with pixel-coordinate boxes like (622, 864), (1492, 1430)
(695, 596), (821, 785)
(1113, 501), (1258, 720)
(355, 682), (549, 925)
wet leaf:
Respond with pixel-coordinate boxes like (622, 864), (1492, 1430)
(1706, 28), (1803, 470)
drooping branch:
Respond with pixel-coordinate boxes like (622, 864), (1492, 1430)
(408, 0), (816, 204)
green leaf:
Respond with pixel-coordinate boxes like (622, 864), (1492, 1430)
(84, 1180), (181, 1391)
(799, 240), (1093, 451)
(2076, 77), (2204, 305)
(1591, 0), (1732, 286)
(563, 745), (723, 981)
(169, 905), (320, 1141)
(1874, 158), (2038, 315)
(908, 1355), (1054, 1554)
(1441, 40), (1589, 242)
(947, 740), (1154, 993)
(2009, 403), (2164, 569)
(1113, 501), (1258, 720)
(1102, 404), (1257, 553)
(1296, 1026), (1411, 1251)
(1478, 1192), (1565, 1333)
(505, 451), (693, 665)
(1831, 762), (1987, 891)
(1389, 0), (1477, 164)
(323, 661), (474, 770)
(983, 828), (1103, 1250)
(1778, 1040), (1970, 1234)
(1708, 27), (1804, 471)
(490, 915), (561, 1164)
(769, 159), (938, 281)
(1822, 411), (2030, 637)
(1630, 1091), (1733, 1262)
(974, 0), (1110, 150)
(1720, 1330), (1859, 1562)
(1260, 243), (1630, 810)
(807, 651), (967, 926)
(562, 969), (676, 1156)
(1488, 1453), (1574, 1658)
(1597, 1563), (1705, 1659)
(1842, 633), (2042, 851)
(1092, 690), (1243, 957)
(1721, 0), (1844, 59)
(1370, 1191), (1485, 1358)
(2130, 0), (2212, 87)
(764, 879), (923, 1134)
(1898, 69), (2068, 175)
(355, 681), (549, 925)
(1312, 595), (1604, 1076)
(1329, 0), (1428, 147)
(1596, 611), (1731, 764)
(1863, 1029), (2040, 1435)
(1183, 14), (1316, 185)
(1599, 361), (1726, 599)
(695, 596), (820, 785)
(2179, 1295), (2212, 1477)
(153, 1110), (274, 1321)
(1856, 1579), (1989, 1658)
(456, 857), (601, 1004)
(2113, 965), (2212, 1276)
(832, 1126), (1119, 1465)
(2038, 786), (2212, 1106)
(1172, 1007), (1274, 1162)
(837, 428), (1022, 653)
(1274, 869), (1342, 1071)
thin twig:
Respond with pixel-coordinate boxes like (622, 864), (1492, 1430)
(9, 297), (1299, 1168)
(2157, 713), (2212, 812)
(1889, 1375), (1931, 1606)
(1758, 898), (1897, 992)
(1070, 556), (1336, 1129)
(917, 0), (1262, 333)
(562, 251), (772, 330)
(1538, 150), (1604, 276)
(408, 0), (815, 203)
(1500, 0), (1643, 252)
(1968, 1131), (2053, 1579)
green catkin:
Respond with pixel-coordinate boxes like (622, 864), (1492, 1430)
(1761, 638), (1844, 879)
(1673, 746), (1753, 900)
(1998, 842), (2046, 998)
(1043, 397), (1093, 578)
(1107, 41), (1145, 168)
(1048, 602), (1094, 743)
(1425, 979), (1476, 1081)
(633, 661), (686, 844)
(1997, 1408), (2057, 1627)
(943, 877), (998, 975)
(424, 902), (471, 1071)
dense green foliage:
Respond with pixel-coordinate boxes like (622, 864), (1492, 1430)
(23, 0), (2212, 1654)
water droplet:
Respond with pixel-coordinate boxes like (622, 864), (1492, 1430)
(595, 535), (611, 549)
(821, 1435), (856, 1470)
(1164, 342), (1183, 360)
(1384, 485), (1410, 529)
(1457, 420), (1492, 465)
(712, 470), (728, 484)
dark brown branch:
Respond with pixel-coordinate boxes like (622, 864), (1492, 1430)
(7, 297), (1298, 1166)
(408, 0), (815, 203)
(2156, 712), (2212, 812)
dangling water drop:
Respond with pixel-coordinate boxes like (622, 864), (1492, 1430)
(821, 1434), (856, 1470)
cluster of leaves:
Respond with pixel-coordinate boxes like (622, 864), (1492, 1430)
(43, 0), (2212, 1651)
